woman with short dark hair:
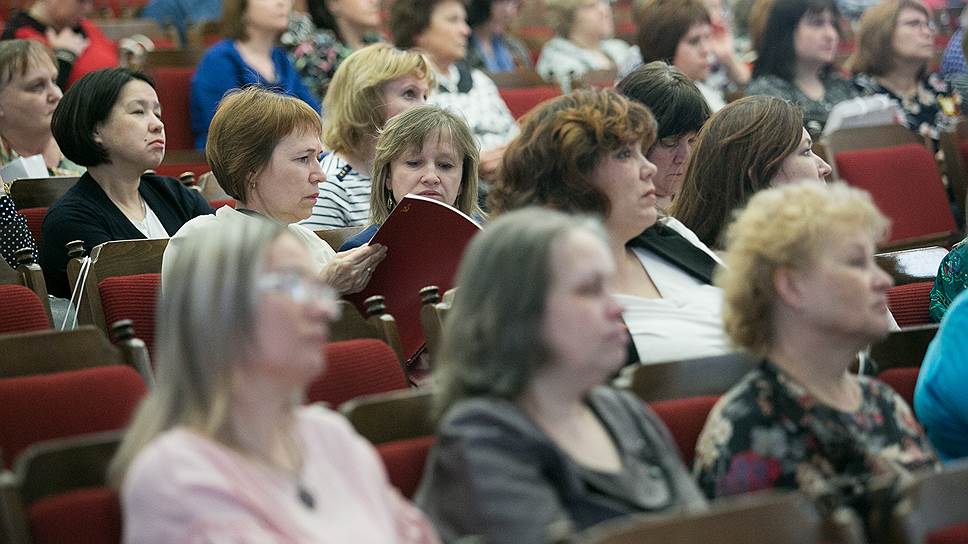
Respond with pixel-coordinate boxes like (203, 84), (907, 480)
(41, 67), (212, 297)
(465, 0), (532, 73)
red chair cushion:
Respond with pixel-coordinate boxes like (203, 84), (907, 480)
(0, 366), (147, 468)
(28, 487), (122, 544)
(376, 435), (435, 499)
(877, 367), (920, 410)
(928, 522), (968, 544)
(887, 281), (934, 327)
(835, 144), (956, 243)
(208, 198), (237, 209)
(99, 273), (161, 356)
(305, 339), (409, 408)
(153, 162), (211, 178)
(650, 395), (720, 466)
(148, 66), (195, 151)
(18, 207), (46, 248)
(0, 284), (49, 334)
(498, 86), (561, 119)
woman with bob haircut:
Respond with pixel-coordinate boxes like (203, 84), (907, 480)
(616, 61), (711, 211)
(534, 0), (631, 86)
(490, 89), (729, 365)
(301, 43), (434, 230)
(415, 207), (707, 543)
(671, 95), (831, 249)
(112, 219), (439, 543)
(466, 0), (532, 73)
(848, 0), (954, 145)
(190, 0), (320, 150)
(694, 181), (938, 528)
(340, 104), (482, 251)
(165, 87), (384, 295)
(41, 67), (212, 297)
(746, 0), (859, 137)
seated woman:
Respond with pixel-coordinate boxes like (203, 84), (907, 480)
(745, 0), (859, 137)
(616, 61), (711, 212)
(415, 207), (707, 543)
(166, 87), (385, 295)
(190, 0), (320, 150)
(40, 68), (212, 298)
(111, 219), (439, 543)
(301, 43), (434, 230)
(389, 0), (518, 178)
(848, 0), (955, 145)
(490, 89), (727, 364)
(340, 104), (482, 251)
(535, 0), (630, 87)
(0, 40), (84, 266)
(466, 0), (532, 73)
(916, 290), (968, 461)
(671, 95), (831, 249)
(281, 0), (384, 101)
(1, 0), (118, 89)
(929, 237), (968, 321)
(694, 181), (939, 523)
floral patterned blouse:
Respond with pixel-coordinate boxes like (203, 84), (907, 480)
(853, 72), (959, 145)
(694, 361), (938, 516)
(929, 237), (968, 322)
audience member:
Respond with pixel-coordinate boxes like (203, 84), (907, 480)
(695, 181), (939, 528)
(849, 0), (955, 145)
(41, 68), (212, 298)
(281, 0), (384, 101)
(916, 290), (968, 461)
(340, 104), (482, 250)
(190, 0), (320, 150)
(671, 95), (831, 249)
(142, 0), (221, 46)
(166, 87), (384, 295)
(929, 236), (968, 321)
(1, 0), (118, 89)
(535, 0), (631, 86)
(111, 219), (439, 543)
(389, 0), (518, 178)
(746, 0), (859, 137)
(466, 0), (532, 73)
(0, 40), (84, 266)
(490, 89), (729, 364)
(415, 207), (707, 543)
(616, 61), (711, 211)
(301, 44), (434, 230)
(944, 24), (968, 100)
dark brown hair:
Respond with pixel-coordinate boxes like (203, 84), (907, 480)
(635, 0), (710, 64)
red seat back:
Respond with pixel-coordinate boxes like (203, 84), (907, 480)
(306, 339), (409, 407)
(376, 435), (435, 499)
(929, 523), (968, 544)
(0, 284), (49, 334)
(835, 144), (956, 244)
(148, 66), (195, 151)
(887, 281), (934, 327)
(99, 273), (161, 356)
(877, 367), (919, 409)
(498, 86), (561, 119)
(18, 207), (46, 248)
(0, 366), (147, 468)
(28, 487), (122, 544)
(208, 198), (237, 209)
(649, 395), (720, 466)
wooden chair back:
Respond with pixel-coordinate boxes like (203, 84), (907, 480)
(825, 124), (925, 181)
(487, 68), (547, 88)
(340, 388), (435, 444)
(939, 118), (968, 227)
(143, 48), (205, 68)
(418, 285), (451, 367)
(875, 246), (948, 286)
(315, 226), (365, 251)
(330, 296), (405, 365)
(572, 67), (618, 89)
(8, 177), (79, 209)
(0, 248), (52, 326)
(892, 460), (968, 544)
(622, 352), (757, 403)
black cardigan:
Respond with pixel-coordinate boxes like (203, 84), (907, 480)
(40, 172), (213, 297)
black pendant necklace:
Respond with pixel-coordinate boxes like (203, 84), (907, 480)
(297, 482), (315, 509)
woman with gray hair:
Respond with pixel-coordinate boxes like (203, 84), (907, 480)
(415, 207), (706, 544)
(111, 219), (439, 543)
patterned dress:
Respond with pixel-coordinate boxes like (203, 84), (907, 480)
(853, 72), (959, 145)
(929, 237), (968, 322)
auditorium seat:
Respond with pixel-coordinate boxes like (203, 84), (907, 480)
(893, 461), (968, 544)
(208, 198), (236, 210)
(99, 273), (160, 357)
(0, 250), (53, 326)
(18, 207), (45, 248)
(375, 436), (436, 498)
(649, 395), (721, 466)
(498, 85), (561, 119)
(0, 284), (50, 334)
(878, 367), (920, 409)
(147, 66), (195, 151)
(306, 339), (409, 407)
(887, 281), (934, 327)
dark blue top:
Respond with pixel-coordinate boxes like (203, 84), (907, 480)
(190, 39), (321, 149)
(142, 0), (220, 46)
(339, 223), (379, 251)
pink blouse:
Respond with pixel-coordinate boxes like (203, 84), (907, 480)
(122, 406), (439, 543)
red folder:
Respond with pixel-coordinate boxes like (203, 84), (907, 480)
(344, 195), (481, 361)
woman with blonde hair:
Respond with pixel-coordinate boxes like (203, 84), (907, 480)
(535, 0), (630, 86)
(112, 219), (439, 543)
(302, 43), (434, 229)
(695, 181), (938, 531)
(166, 87), (384, 295)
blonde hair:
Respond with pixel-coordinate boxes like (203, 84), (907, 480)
(369, 104), (481, 224)
(717, 181), (890, 355)
(206, 87), (322, 203)
(323, 43), (435, 156)
(847, 0), (930, 76)
(0, 40), (56, 92)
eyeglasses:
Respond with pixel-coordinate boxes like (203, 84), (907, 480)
(899, 18), (936, 32)
(257, 272), (341, 317)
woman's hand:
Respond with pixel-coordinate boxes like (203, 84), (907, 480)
(321, 244), (388, 295)
(46, 27), (89, 58)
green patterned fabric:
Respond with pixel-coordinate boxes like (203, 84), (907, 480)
(930, 238), (968, 322)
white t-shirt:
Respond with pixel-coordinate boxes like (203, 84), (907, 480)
(129, 203), (169, 239)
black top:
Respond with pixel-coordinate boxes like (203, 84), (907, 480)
(40, 172), (212, 297)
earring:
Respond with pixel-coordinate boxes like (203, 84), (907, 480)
(386, 193), (395, 211)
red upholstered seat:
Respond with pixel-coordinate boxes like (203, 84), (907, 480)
(208, 198), (237, 209)
(928, 523), (968, 544)
(649, 395), (720, 466)
(0, 366), (147, 468)
(99, 273), (160, 356)
(834, 144), (956, 244)
(18, 207), (46, 248)
(887, 281), (934, 327)
(28, 487), (122, 544)
(153, 161), (211, 178)
(306, 339), (409, 407)
(498, 86), (561, 119)
(148, 66), (195, 151)
(877, 367), (920, 410)
(0, 284), (49, 334)
(376, 435), (435, 499)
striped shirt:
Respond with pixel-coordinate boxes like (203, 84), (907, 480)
(301, 152), (372, 229)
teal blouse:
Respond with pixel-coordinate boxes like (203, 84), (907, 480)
(929, 238), (968, 322)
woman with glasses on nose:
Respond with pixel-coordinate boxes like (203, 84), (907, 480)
(111, 219), (439, 543)
(535, 0), (631, 87)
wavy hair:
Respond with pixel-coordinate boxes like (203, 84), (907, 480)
(846, 0), (930, 77)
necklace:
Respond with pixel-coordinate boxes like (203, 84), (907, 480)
(297, 482), (315, 509)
